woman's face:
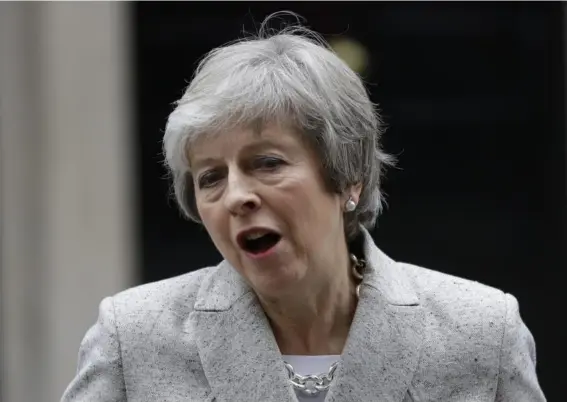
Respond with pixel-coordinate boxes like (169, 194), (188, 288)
(190, 123), (354, 298)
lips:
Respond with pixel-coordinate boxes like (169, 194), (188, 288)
(236, 227), (282, 255)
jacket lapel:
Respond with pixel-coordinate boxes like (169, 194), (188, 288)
(186, 261), (297, 402)
(187, 227), (423, 402)
(326, 230), (424, 402)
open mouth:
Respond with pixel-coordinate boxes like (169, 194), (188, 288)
(237, 230), (282, 255)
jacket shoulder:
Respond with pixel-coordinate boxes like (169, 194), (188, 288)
(399, 262), (507, 310)
(398, 262), (509, 349)
(110, 265), (214, 318)
(398, 262), (508, 362)
(394, 263), (544, 400)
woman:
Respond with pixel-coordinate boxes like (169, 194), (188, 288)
(62, 14), (546, 402)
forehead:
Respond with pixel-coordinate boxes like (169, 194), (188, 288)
(188, 122), (305, 167)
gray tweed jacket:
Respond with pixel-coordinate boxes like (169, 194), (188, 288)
(61, 229), (546, 401)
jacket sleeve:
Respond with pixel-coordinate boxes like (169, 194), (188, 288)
(495, 293), (546, 401)
(61, 296), (127, 402)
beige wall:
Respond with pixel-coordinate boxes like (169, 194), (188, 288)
(0, 3), (136, 402)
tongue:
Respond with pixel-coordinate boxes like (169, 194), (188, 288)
(247, 233), (280, 254)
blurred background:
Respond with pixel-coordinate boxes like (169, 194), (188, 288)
(1, 2), (564, 402)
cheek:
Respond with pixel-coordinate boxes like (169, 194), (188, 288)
(196, 204), (227, 246)
(270, 176), (313, 215)
(272, 176), (340, 233)
(195, 198), (210, 228)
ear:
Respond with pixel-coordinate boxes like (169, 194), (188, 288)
(344, 183), (363, 205)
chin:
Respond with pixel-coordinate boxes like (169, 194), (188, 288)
(251, 268), (305, 298)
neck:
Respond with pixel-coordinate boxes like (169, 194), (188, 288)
(258, 251), (358, 356)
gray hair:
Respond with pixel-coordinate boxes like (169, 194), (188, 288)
(163, 12), (395, 240)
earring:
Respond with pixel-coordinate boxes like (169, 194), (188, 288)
(345, 197), (357, 212)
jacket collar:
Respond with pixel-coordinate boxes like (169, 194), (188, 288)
(187, 227), (423, 401)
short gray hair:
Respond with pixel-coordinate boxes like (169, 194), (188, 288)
(163, 12), (395, 240)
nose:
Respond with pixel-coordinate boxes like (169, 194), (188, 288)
(223, 169), (260, 216)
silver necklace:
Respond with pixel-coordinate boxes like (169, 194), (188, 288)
(284, 361), (339, 396)
(350, 253), (366, 299)
(283, 254), (366, 396)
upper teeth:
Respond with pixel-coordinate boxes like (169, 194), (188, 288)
(245, 231), (270, 240)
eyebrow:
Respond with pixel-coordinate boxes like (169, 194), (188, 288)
(190, 138), (292, 170)
(242, 139), (290, 153)
(189, 157), (219, 171)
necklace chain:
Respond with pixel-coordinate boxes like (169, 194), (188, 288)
(284, 361), (339, 396)
(350, 253), (366, 299)
(284, 253), (366, 396)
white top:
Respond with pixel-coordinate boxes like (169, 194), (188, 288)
(282, 355), (340, 402)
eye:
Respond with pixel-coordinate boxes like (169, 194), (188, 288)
(197, 170), (223, 189)
(252, 156), (285, 171)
